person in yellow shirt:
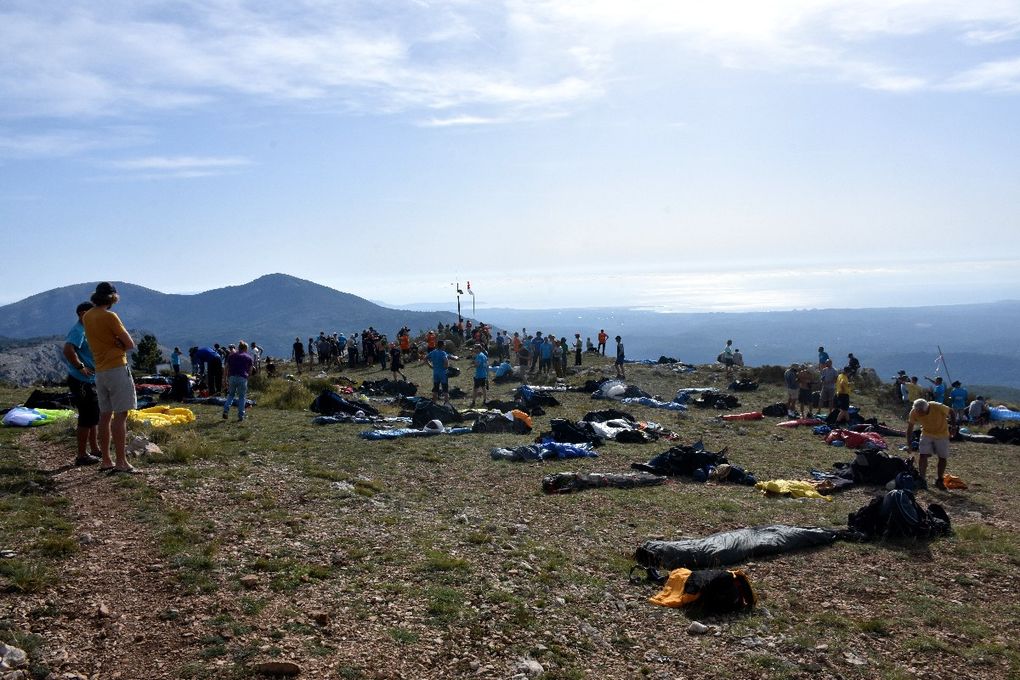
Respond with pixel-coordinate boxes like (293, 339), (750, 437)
(834, 366), (852, 424)
(82, 282), (137, 474)
(906, 399), (956, 490)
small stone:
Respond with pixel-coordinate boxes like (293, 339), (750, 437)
(517, 657), (544, 677)
(253, 660), (301, 676)
(843, 651), (867, 666)
(1, 643), (28, 669)
(96, 603), (111, 618)
(455, 514), (469, 524)
(687, 621), (710, 635)
(78, 533), (95, 546)
(469, 661), (480, 671)
(240, 575), (259, 589)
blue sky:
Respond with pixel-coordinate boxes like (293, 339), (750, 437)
(2, 1), (1019, 311)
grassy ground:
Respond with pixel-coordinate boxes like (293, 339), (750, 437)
(1, 356), (1019, 679)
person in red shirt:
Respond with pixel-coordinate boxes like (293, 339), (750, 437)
(597, 330), (608, 356)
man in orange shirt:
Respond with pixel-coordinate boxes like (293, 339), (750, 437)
(82, 282), (137, 474)
(597, 329), (608, 356)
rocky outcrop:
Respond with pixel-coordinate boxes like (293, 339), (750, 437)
(0, 343), (65, 387)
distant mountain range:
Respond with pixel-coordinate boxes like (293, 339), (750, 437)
(0, 273), (458, 372)
(1, 274), (1018, 391)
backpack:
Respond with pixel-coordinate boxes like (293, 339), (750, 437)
(411, 400), (463, 428)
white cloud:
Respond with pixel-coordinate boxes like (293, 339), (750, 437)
(0, 0), (1018, 127)
(109, 155), (252, 170)
(942, 57), (1020, 92)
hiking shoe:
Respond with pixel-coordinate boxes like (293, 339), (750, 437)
(74, 454), (101, 466)
(935, 478), (947, 490)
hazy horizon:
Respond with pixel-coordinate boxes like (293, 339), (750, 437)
(2, 2), (1018, 311)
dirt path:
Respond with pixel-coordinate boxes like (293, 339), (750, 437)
(16, 431), (200, 680)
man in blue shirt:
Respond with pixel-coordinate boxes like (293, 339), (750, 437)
(529, 332), (544, 374)
(427, 344), (450, 403)
(62, 302), (101, 465)
(949, 381), (968, 421)
(817, 346), (829, 368)
(194, 346), (224, 394)
(471, 344), (489, 407)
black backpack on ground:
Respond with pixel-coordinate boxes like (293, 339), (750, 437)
(411, 399), (463, 428)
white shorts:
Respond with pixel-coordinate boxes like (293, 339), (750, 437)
(95, 365), (138, 413)
(918, 435), (950, 459)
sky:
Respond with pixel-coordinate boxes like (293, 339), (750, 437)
(2, 0), (1019, 312)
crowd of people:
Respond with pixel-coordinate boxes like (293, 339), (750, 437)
(57, 283), (988, 494)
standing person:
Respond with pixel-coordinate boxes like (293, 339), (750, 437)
(471, 344), (488, 407)
(614, 335), (625, 379)
(598, 329), (608, 356)
(427, 342), (450, 403)
(347, 334), (359, 367)
(835, 366), (853, 424)
(194, 346), (223, 394)
(307, 337), (316, 365)
(925, 376), (946, 404)
(223, 341), (254, 422)
(170, 346), (183, 377)
(81, 282), (137, 474)
(390, 343), (407, 382)
(250, 342), (262, 374)
(517, 339), (531, 380)
(949, 381), (968, 421)
(819, 359), (838, 410)
(495, 331), (506, 362)
(292, 337), (305, 374)
(817, 346), (829, 369)
(540, 335), (554, 374)
(62, 302), (101, 466)
(846, 353), (861, 379)
(783, 364), (799, 418)
(574, 333), (583, 366)
(796, 364), (815, 418)
(529, 332), (544, 374)
(907, 399), (956, 490)
(559, 337), (569, 376)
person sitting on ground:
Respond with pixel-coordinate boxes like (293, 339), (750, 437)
(471, 344), (488, 407)
(835, 366), (853, 424)
(783, 364), (799, 418)
(720, 339), (734, 376)
(586, 337), (596, 353)
(907, 398), (956, 490)
(732, 348), (744, 367)
(427, 342), (450, 403)
(949, 380), (968, 422)
(967, 396), (989, 425)
(615, 335), (626, 379)
(265, 356), (277, 377)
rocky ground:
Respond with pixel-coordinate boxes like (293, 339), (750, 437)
(1, 358), (1019, 679)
